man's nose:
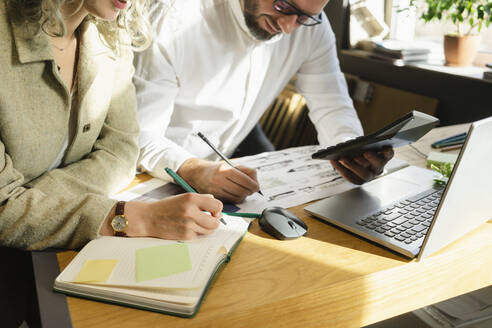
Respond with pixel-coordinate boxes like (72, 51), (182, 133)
(277, 15), (299, 34)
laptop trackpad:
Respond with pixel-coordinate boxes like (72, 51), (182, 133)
(306, 177), (423, 223)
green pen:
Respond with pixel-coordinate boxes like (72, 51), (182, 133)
(165, 167), (196, 193)
(165, 168), (228, 225)
(223, 212), (261, 218)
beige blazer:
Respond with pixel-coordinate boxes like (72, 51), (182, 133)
(0, 3), (139, 250)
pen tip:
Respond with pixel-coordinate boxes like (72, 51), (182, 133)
(258, 190), (264, 196)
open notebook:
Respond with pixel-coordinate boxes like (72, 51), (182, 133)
(54, 214), (250, 317)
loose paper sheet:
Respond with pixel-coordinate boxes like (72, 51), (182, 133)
(113, 145), (408, 214)
(232, 145), (409, 212)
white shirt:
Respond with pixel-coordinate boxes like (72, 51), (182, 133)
(133, 0), (363, 180)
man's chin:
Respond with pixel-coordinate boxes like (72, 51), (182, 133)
(248, 25), (278, 41)
(244, 15), (277, 40)
(258, 32), (278, 40)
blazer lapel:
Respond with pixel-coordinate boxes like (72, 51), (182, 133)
(77, 21), (116, 113)
(65, 21), (116, 163)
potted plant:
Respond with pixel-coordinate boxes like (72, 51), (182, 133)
(409, 0), (492, 66)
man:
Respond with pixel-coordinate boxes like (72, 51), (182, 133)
(133, 0), (393, 204)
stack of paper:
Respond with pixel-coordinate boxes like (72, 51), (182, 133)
(370, 40), (430, 65)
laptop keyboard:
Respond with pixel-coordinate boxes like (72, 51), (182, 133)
(356, 188), (444, 246)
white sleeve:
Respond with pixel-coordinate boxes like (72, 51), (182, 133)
(295, 16), (363, 147)
(133, 17), (194, 180)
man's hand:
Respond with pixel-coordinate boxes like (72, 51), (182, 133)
(330, 147), (394, 185)
(177, 158), (260, 203)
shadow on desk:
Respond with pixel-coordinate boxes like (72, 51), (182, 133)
(247, 211), (409, 263)
(307, 216), (411, 263)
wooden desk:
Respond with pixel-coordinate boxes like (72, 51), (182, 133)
(56, 124), (492, 328)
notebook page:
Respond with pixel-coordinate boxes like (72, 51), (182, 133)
(57, 215), (248, 289)
(62, 282), (203, 305)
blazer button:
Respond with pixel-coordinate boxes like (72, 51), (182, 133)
(83, 124), (91, 132)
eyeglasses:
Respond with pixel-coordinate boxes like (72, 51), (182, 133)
(272, 0), (323, 26)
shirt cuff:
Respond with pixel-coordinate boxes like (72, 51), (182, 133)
(138, 146), (195, 181)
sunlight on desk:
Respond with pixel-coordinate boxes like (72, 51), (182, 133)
(117, 173), (153, 193)
(54, 124), (492, 328)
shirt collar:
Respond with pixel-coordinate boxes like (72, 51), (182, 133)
(229, 0), (283, 44)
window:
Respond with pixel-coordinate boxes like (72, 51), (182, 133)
(387, 0), (492, 52)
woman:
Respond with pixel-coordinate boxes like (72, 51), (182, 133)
(0, 0), (223, 251)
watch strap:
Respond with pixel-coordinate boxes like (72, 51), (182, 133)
(115, 201), (126, 216)
(113, 201), (127, 237)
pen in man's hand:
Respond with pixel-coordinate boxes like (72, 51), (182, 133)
(165, 167), (227, 225)
(197, 132), (264, 196)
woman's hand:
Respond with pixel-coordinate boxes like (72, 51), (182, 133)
(101, 193), (223, 240)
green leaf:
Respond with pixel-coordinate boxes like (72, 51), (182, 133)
(430, 164), (442, 174)
(477, 7), (484, 19)
(430, 163), (453, 178)
(485, 4), (492, 15)
(410, 0), (492, 30)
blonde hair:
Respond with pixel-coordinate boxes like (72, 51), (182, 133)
(8, 0), (151, 52)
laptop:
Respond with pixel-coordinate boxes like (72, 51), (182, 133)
(304, 116), (492, 260)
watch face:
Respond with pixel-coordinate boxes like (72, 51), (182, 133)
(111, 215), (127, 232)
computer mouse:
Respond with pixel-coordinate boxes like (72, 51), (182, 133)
(258, 207), (307, 240)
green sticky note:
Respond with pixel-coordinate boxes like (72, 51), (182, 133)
(73, 259), (118, 283)
(135, 243), (192, 283)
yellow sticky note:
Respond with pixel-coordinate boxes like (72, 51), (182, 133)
(73, 259), (118, 283)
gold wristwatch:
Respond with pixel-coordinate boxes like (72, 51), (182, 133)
(111, 201), (128, 237)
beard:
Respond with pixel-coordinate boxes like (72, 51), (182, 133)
(243, 0), (280, 41)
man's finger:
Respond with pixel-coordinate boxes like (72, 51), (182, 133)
(330, 160), (365, 185)
(220, 188), (246, 204)
(362, 152), (385, 174)
(353, 156), (371, 168)
(339, 157), (374, 182)
(224, 168), (259, 193)
(236, 165), (258, 181)
(381, 147), (394, 160)
(216, 177), (253, 199)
